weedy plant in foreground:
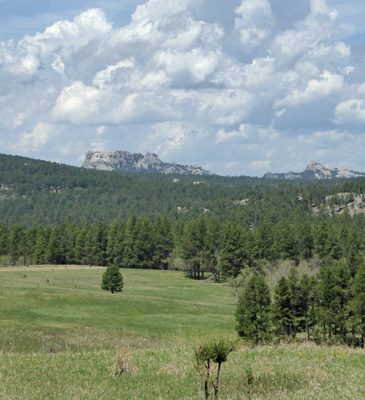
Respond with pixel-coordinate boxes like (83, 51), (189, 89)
(194, 338), (237, 400)
(245, 366), (254, 400)
(110, 349), (131, 377)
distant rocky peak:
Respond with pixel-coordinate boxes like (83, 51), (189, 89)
(264, 161), (365, 180)
(82, 150), (212, 176)
(306, 161), (325, 171)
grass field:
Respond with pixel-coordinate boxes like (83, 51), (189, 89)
(0, 266), (364, 399)
(0, 266), (236, 352)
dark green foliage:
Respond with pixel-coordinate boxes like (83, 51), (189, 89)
(181, 218), (207, 279)
(219, 224), (245, 281)
(151, 216), (174, 269)
(101, 264), (124, 294)
(122, 212), (140, 268)
(236, 275), (272, 343)
(106, 222), (125, 266)
(317, 262), (352, 341)
(347, 264), (365, 347)
(273, 277), (295, 337)
(297, 274), (316, 340)
(8, 225), (27, 264)
(0, 221), (9, 256)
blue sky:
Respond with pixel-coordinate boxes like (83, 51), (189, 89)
(1, 0), (365, 176)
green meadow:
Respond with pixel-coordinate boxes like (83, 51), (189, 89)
(0, 266), (364, 399)
(0, 266), (235, 352)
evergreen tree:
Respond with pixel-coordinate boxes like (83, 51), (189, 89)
(86, 222), (108, 266)
(101, 264), (124, 294)
(106, 222), (125, 266)
(152, 216), (174, 269)
(255, 222), (274, 260)
(274, 223), (297, 260)
(318, 262), (352, 341)
(181, 218), (207, 279)
(8, 225), (27, 264)
(273, 277), (295, 337)
(122, 212), (140, 268)
(134, 218), (155, 268)
(203, 218), (222, 280)
(297, 274), (316, 340)
(34, 227), (51, 264)
(0, 221), (9, 256)
(74, 222), (90, 265)
(219, 224), (245, 281)
(236, 274), (272, 343)
(298, 222), (314, 260)
(347, 263), (365, 347)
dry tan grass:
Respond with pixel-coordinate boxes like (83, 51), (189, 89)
(110, 349), (133, 377)
(0, 265), (104, 272)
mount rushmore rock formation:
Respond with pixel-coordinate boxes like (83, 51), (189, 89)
(82, 150), (212, 175)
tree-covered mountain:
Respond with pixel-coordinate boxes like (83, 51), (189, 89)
(2, 152), (365, 228)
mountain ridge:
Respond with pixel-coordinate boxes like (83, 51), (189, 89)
(264, 161), (365, 180)
(82, 150), (212, 176)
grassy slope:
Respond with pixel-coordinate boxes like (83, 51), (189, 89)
(0, 267), (364, 399)
(0, 266), (235, 352)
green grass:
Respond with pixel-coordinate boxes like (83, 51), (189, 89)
(0, 266), (364, 399)
(0, 266), (236, 352)
(0, 343), (364, 399)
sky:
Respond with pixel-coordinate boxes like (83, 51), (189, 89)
(1, 0), (365, 176)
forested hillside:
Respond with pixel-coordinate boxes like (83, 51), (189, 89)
(1, 153), (365, 345)
(2, 152), (365, 227)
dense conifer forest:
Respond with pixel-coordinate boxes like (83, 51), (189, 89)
(1, 152), (365, 346)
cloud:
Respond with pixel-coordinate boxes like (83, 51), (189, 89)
(275, 71), (344, 108)
(1, 1), (365, 175)
(16, 123), (56, 152)
(216, 124), (249, 144)
(132, 0), (204, 22)
(234, 0), (274, 51)
(249, 160), (272, 172)
(334, 99), (365, 123)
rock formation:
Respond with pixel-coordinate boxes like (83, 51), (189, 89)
(82, 150), (212, 175)
(264, 161), (365, 180)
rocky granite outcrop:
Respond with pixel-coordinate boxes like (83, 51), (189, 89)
(264, 161), (365, 180)
(82, 150), (212, 175)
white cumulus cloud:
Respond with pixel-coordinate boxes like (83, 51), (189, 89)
(1, 0), (365, 175)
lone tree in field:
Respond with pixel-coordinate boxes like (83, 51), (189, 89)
(101, 264), (124, 294)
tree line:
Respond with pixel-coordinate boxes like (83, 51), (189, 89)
(236, 263), (365, 348)
(2, 212), (365, 276)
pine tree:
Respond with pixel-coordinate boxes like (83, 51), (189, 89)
(135, 218), (155, 268)
(101, 264), (124, 294)
(297, 274), (316, 340)
(181, 218), (207, 279)
(219, 224), (245, 281)
(152, 216), (174, 270)
(122, 212), (140, 268)
(106, 222), (125, 266)
(0, 221), (9, 256)
(273, 277), (294, 337)
(236, 274), (272, 343)
(318, 262), (351, 341)
(298, 222), (314, 260)
(347, 263), (365, 347)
